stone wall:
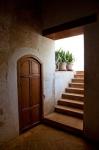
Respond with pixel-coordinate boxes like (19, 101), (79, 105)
(0, 1), (55, 143)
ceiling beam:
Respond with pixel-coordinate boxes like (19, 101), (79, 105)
(42, 14), (97, 37)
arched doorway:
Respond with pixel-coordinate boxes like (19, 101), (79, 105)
(17, 55), (43, 133)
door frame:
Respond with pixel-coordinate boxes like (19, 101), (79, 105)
(17, 54), (44, 133)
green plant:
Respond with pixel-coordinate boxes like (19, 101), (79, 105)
(55, 50), (60, 63)
(55, 48), (67, 63)
(66, 51), (75, 64)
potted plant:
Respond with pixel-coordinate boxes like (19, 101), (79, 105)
(55, 50), (60, 70)
(55, 48), (67, 71)
(66, 51), (75, 71)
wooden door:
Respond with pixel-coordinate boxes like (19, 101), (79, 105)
(17, 56), (42, 133)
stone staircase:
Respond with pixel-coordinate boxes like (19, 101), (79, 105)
(44, 71), (84, 135)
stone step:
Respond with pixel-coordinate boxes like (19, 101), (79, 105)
(44, 112), (83, 135)
(62, 93), (84, 101)
(58, 99), (84, 109)
(55, 105), (83, 119)
(66, 87), (84, 94)
(74, 74), (84, 79)
(72, 78), (84, 83)
(76, 71), (84, 75)
(69, 83), (84, 88)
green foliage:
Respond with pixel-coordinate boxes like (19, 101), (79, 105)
(55, 50), (60, 63)
(55, 48), (67, 63)
(55, 48), (75, 65)
(66, 51), (75, 64)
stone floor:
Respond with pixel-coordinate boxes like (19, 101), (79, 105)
(0, 124), (98, 150)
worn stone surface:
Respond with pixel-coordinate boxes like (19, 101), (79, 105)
(0, 1), (55, 142)
(0, 124), (98, 150)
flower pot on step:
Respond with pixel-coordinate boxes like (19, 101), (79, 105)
(67, 63), (73, 71)
(59, 62), (67, 71)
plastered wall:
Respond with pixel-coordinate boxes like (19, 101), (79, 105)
(55, 71), (74, 104)
(0, 2), (55, 143)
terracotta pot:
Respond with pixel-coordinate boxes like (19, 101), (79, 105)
(59, 62), (67, 71)
(67, 63), (73, 71)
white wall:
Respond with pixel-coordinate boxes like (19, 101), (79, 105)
(55, 71), (74, 104)
(0, 37), (55, 143)
(0, 36), (55, 143)
(55, 34), (84, 71)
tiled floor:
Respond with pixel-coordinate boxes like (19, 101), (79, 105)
(0, 124), (98, 150)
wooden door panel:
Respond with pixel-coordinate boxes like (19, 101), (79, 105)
(20, 60), (30, 76)
(20, 78), (30, 109)
(20, 110), (31, 129)
(30, 77), (40, 106)
(31, 60), (40, 74)
(30, 106), (40, 123)
(18, 56), (42, 133)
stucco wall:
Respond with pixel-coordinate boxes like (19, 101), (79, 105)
(55, 71), (74, 104)
(0, 3), (55, 143)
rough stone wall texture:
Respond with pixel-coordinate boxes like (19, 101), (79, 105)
(0, 1), (55, 143)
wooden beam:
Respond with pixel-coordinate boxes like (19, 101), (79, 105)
(42, 14), (97, 36)
(46, 27), (84, 40)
